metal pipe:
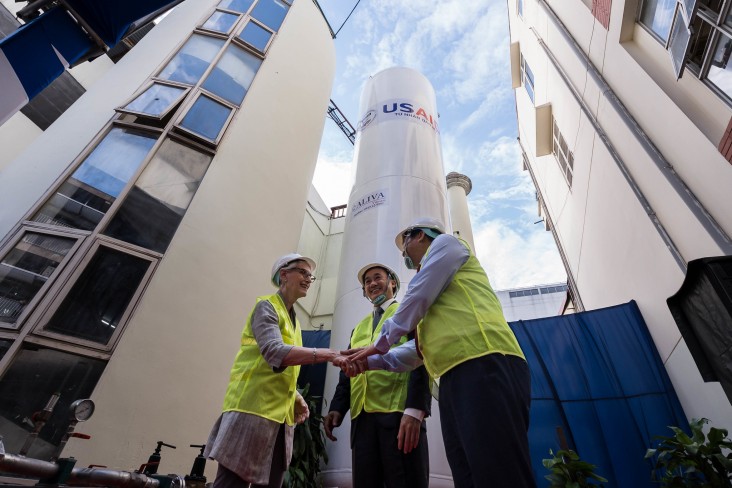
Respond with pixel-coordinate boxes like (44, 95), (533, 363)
(529, 26), (688, 272)
(537, 0), (732, 254)
(0, 453), (161, 488)
(69, 468), (160, 488)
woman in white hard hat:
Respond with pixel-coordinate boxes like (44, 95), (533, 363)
(205, 253), (342, 488)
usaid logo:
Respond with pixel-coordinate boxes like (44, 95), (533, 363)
(356, 99), (439, 134)
(351, 189), (388, 219)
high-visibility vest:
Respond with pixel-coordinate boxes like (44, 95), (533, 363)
(350, 302), (410, 418)
(222, 293), (302, 425)
(417, 237), (525, 378)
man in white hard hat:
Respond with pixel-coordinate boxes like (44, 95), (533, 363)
(345, 219), (535, 488)
(324, 263), (430, 488)
(205, 253), (343, 488)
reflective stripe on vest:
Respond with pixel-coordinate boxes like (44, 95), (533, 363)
(350, 302), (410, 418)
(417, 238), (525, 378)
(222, 293), (302, 425)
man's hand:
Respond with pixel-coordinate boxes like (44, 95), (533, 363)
(323, 411), (342, 441)
(344, 345), (382, 362)
(332, 355), (369, 377)
(397, 414), (421, 454)
(294, 392), (310, 425)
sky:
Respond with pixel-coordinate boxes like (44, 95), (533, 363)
(311, 0), (567, 290)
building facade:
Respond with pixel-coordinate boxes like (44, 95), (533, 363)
(0, 0), (335, 473)
(509, 0), (732, 428)
(495, 282), (569, 322)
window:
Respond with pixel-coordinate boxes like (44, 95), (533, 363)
(32, 128), (158, 230)
(104, 139), (214, 253)
(202, 43), (263, 104)
(201, 10), (241, 35)
(552, 116), (574, 187)
(639, 0), (732, 103)
(158, 34), (226, 85)
(0, 231), (79, 328)
(520, 53), (535, 103)
(0, 345), (106, 460)
(177, 94), (234, 143)
(35, 243), (156, 348)
(218, 0), (255, 13)
(120, 82), (189, 120)
(238, 20), (273, 53)
(251, 0), (290, 31)
(518, 0), (524, 17)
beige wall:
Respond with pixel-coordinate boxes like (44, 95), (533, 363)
(38, 0), (338, 474)
(510, 0), (732, 429)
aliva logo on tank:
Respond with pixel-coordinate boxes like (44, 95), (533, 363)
(357, 100), (439, 133)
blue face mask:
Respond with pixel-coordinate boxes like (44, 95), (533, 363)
(371, 293), (387, 305)
(404, 255), (416, 270)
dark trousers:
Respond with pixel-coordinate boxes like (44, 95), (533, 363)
(439, 354), (535, 488)
(212, 424), (287, 488)
(351, 411), (430, 488)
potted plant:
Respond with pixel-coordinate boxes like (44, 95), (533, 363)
(645, 417), (732, 487)
(543, 448), (608, 487)
(285, 385), (328, 488)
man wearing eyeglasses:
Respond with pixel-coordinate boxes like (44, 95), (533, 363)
(345, 219), (535, 488)
(324, 263), (430, 488)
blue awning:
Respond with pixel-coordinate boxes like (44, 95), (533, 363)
(0, 0), (182, 126)
(510, 301), (689, 487)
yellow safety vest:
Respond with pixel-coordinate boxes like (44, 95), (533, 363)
(222, 293), (302, 425)
(350, 302), (410, 418)
(417, 238), (525, 378)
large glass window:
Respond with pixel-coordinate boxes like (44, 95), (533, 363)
(121, 83), (188, 119)
(218, 0), (255, 13)
(707, 31), (732, 97)
(0, 339), (10, 360)
(178, 95), (233, 142)
(0, 345), (105, 460)
(251, 0), (289, 31)
(40, 246), (154, 346)
(639, 0), (676, 40)
(238, 21), (273, 53)
(158, 34), (226, 86)
(33, 128), (157, 230)
(202, 44), (262, 104)
(0, 232), (76, 327)
(104, 140), (213, 253)
(202, 10), (240, 35)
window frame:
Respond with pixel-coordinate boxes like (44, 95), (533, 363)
(29, 237), (159, 352)
(520, 52), (536, 104)
(0, 225), (87, 331)
(551, 116), (574, 189)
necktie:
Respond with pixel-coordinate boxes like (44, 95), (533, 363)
(372, 307), (384, 331)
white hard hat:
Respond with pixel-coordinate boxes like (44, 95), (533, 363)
(395, 217), (446, 249)
(271, 253), (316, 287)
(357, 263), (401, 294)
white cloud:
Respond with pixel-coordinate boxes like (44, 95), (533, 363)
(312, 157), (353, 208)
(473, 219), (566, 289)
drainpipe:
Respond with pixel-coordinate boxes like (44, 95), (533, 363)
(535, 0), (732, 257)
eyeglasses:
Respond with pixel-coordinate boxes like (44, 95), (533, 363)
(286, 267), (316, 282)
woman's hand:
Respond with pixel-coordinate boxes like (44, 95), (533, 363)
(294, 391), (310, 424)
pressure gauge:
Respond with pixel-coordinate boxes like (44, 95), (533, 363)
(69, 399), (95, 422)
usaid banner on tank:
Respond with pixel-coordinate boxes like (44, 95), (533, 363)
(357, 99), (439, 134)
(350, 188), (388, 219)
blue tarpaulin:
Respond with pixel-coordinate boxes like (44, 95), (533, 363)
(510, 301), (688, 487)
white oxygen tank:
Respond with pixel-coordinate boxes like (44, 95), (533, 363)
(322, 67), (453, 487)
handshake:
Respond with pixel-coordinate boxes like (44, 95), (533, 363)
(329, 346), (379, 377)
